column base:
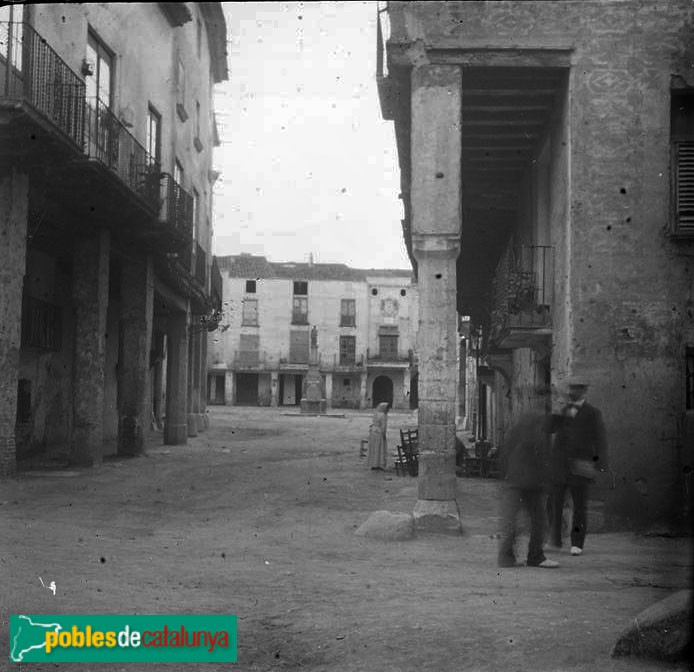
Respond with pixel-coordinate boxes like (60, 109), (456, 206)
(413, 499), (462, 535)
(164, 423), (188, 445)
(187, 414), (198, 437)
(196, 413), (206, 432)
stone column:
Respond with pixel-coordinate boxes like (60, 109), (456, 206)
(198, 333), (208, 429)
(164, 307), (189, 444)
(0, 169), (29, 477)
(72, 230), (110, 466)
(151, 330), (165, 429)
(270, 371), (279, 406)
(410, 64), (462, 534)
(224, 370), (234, 406)
(187, 331), (198, 438)
(117, 255), (154, 456)
(325, 372), (333, 408)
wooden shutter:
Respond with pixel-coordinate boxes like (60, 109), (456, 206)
(676, 140), (694, 231)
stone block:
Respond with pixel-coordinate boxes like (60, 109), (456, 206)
(354, 510), (415, 541)
(413, 499), (462, 535)
(612, 589), (692, 661)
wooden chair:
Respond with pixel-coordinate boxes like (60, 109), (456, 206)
(397, 428), (419, 477)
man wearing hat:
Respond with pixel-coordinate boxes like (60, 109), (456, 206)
(549, 376), (608, 556)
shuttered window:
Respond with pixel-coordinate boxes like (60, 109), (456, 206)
(675, 141), (694, 231)
(672, 91), (694, 235)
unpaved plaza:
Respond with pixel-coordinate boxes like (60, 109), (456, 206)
(1, 406), (691, 671)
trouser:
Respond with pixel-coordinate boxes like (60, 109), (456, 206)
(498, 486), (546, 566)
(551, 478), (589, 549)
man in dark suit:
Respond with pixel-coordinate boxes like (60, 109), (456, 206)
(549, 377), (608, 555)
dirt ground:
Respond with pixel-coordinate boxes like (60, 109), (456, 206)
(1, 406), (692, 672)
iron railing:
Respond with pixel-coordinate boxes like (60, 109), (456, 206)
(84, 97), (159, 212)
(0, 20), (85, 147)
(210, 257), (223, 309)
(193, 241), (207, 287)
(490, 245), (553, 340)
(159, 172), (194, 239)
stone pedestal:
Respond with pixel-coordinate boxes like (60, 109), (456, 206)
(71, 230), (110, 467)
(300, 341), (326, 414)
(410, 64), (463, 532)
(0, 169), (28, 477)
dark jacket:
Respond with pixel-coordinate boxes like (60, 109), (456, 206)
(551, 402), (608, 483)
(500, 412), (552, 491)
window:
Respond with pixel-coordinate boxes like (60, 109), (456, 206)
(197, 19), (203, 58)
(339, 336), (356, 365)
(146, 105), (161, 165)
(293, 280), (308, 295)
(86, 31), (113, 108)
(194, 100), (204, 152)
(340, 299), (356, 327)
(289, 330), (309, 364)
(379, 335), (399, 359)
(0, 4), (24, 70)
(687, 346), (694, 411)
(176, 58), (188, 121)
(400, 289), (407, 297)
(192, 188), (199, 239)
(22, 296), (62, 351)
(371, 288), (378, 296)
(292, 297), (308, 325)
(245, 280), (257, 293)
(174, 159), (184, 186)
(672, 91), (694, 234)
(242, 299), (258, 326)
(238, 333), (259, 365)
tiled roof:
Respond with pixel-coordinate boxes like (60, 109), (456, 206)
(214, 255), (413, 282)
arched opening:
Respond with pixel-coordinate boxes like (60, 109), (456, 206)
(372, 375), (393, 408)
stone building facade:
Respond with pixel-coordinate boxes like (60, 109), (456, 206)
(207, 255), (418, 410)
(0, 3), (227, 474)
(378, 0), (694, 530)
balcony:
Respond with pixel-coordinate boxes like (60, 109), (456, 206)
(0, 20), (195, 252)
(333, 354), (365, 371)
(84, 97), (159, 214)
(490, 245), (553, 350)
(233, 349), (268, 370)
(0, 21), (85, 150)
(366, 348), (411, 368)
(210, 257), (223, 311)
(193, 241), (207, 288)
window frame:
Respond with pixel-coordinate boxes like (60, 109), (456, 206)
(241, 298), (259, 327)
(379, 334), (399, 359)
(291, 296), (309, 325)
(339, 335), (356, 365)
(86, 29), (114, 109)
(146, 104), (162, 165)
(671, 90), (694, 236)
(340, 298), (356, 327)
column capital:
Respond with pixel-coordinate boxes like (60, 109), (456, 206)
(412, 234), (460, 261)
(411, 63), (462, 90)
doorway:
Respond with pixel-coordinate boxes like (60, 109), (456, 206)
(372, 375), (393, 408)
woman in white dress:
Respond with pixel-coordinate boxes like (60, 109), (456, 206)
(367, 402), (389, 470)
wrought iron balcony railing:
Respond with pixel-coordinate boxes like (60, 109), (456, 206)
(159, 172), (194, 239)
(210, 256), (223, 309)
(1, 20), (85, 147)
(84, 97), (159, 212)
(490, 245), (554, 345)
(193, 241), (207, 287)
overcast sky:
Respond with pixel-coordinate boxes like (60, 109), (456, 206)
(212, 1), (409, 269)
